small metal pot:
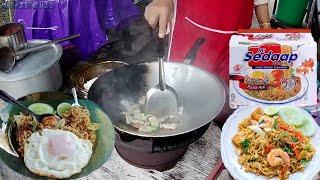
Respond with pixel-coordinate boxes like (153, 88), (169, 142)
(0, 23), (27, 60)
(0, 40), (63, 99)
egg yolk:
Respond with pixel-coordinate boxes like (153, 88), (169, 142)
(47, 134), (76, 159)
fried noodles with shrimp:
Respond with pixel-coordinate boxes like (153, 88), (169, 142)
(244, 76), (301, 101)
(14, 106), (99, 157)
(232, 108), (315, 179)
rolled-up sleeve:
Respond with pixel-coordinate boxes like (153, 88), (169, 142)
(254, 0), (269, 6)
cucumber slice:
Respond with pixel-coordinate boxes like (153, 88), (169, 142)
(278, 106), (306, 127)
(298, 119), (316, 137)
(263, 106), (279, 116)
(57, 103), (72, 117)
(28, 103), (54, 115)
(297, 109), (316, 137)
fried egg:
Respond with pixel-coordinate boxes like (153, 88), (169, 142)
(24, 129), (93, 179)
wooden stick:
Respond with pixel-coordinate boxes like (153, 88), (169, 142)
(206, 158), (225, 180)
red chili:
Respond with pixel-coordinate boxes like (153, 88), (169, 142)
(290, 143), (301, 160)
(263, 144), (274, 155)
(272, 80), (281, 87)
(295, 131), (303, 142)
(280, 165), (288, 178)
(279, 124), (294, 133)
(271, 70), (284, 80)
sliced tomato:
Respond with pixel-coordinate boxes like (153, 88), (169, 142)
(272, 80), (281, 87)
(271, 70), (284, 80)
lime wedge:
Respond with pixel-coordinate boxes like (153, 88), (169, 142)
(57, 103), (72, 117)
(263, 106), (279, 116)
(278, 106), (306, 127)
(28, 103), (54, 115)
(297, 109), (316, 137)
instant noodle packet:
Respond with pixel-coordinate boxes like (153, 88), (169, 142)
(229, 29), (317, 109)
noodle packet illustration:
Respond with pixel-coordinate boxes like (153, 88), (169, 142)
(229, 30), (317, 109)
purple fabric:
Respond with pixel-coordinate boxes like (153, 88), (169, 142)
(14, 0), (139, 58)
(307, 108), (320, 126)
(95, 0), (140, 30)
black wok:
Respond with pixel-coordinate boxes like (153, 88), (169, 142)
(88, 38), (226, 137)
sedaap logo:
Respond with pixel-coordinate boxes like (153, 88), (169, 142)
(243, 43), (298, 63)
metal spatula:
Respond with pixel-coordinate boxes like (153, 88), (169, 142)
(145, 38), (179, 118)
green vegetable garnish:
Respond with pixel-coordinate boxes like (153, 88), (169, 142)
(300, 159), (310, 166)
(258, 119), (265, 125)
(282, 145), (293, 154)
(303, 143), (312, 151)
(31, 121), (37, 132)
(280, 132), (289, 138)
(290, 68), (295, 76)
(274, 119), (278, 129)
(241, 139), (250, 153)
(147, 116), (159, 128)
(248, 158), (257, 162)
(292, 136), (299, 142)
(140, 125), (158, 132)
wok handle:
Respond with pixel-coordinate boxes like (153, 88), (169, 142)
(183, 37), (206, 65)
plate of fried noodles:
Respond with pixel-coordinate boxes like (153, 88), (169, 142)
(221, 106), (320, 180)
(233, 74), (308, 104)
(0, 96), (115, 179)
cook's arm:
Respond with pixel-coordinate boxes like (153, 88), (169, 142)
(254, 0), (271, 29)
(144, 0), (174, 38)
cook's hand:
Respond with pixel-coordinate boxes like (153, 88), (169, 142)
(144, 0), (174, 38)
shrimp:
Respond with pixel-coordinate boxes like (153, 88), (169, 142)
(42, 116), (58, 126)
(232, 132), (245, 148)
(302, 58), (314, 71)
(250, 119), (258, 125)
(296, 66), (308, 75)
(251, 108), (264, 121)
(258, 116), (275, 128)
(267, 149), (290, 167)
(130, 120), (145, 129)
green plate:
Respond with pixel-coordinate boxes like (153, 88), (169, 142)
(0, 98), (115, 179)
